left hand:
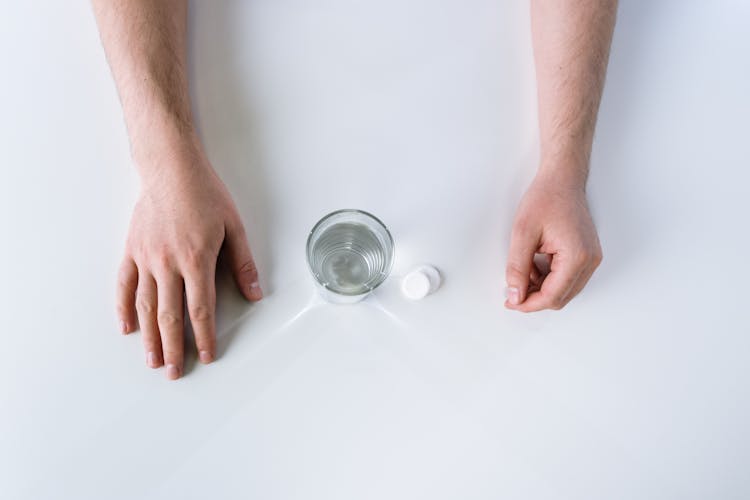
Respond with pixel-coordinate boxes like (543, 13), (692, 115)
(504, 170), (602, 312)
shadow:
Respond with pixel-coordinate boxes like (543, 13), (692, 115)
(183, 1), (274, 367)
(214, 282), (322, 360)
(587, 1), (664, 285)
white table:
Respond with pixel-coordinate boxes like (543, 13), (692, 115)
(2, 1), (749, 498)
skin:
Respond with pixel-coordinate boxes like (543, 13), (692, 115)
(92, 0), (616, 378)
(505, 0), (616, 312)
(92, 0), (262, 380)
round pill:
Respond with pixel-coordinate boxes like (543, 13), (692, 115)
(401, 265), (441, 300)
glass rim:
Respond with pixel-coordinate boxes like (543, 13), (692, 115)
(306, 208), (395, 296)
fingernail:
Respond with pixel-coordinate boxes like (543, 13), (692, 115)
(147, 351), (158, 368)
(199, 350), (214, 364)
(120, 320), (128, 334)
(506, 287), (520, 305)
(249, 281), (263, 300)
(166, 364), (181, 380)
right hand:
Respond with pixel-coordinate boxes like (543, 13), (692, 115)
(504, 169), (602, 312)
(116, 144), (263, 380)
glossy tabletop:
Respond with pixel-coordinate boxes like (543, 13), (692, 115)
(1, 1), (749, 498)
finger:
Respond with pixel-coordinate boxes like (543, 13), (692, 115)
(135, 271), (163, 368)
(560, 250), (603, 306)
(116, 257), (139, 334)
(506, 252), (584, 313)
(225, 221), (263, 302)
(156, 272), (185, 380)
(559, 265), (595, 307)
(505, 221), (540, 306)
(529, 253), (552, 289)
(184, 258), (217, 364)
(534, 252), (552, 275)
(529, 262), (543, 287)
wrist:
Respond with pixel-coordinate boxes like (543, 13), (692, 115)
(122, 92), (198, 164)
(535, 156), (589, 194)
(536, 135), (593, 191)
(129, 120), (210, 183)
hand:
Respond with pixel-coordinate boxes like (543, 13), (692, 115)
(116, 146), (263, 380)
(505, 170), (602, 312)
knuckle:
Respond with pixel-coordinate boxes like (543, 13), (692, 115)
(152, 248), (173, 273)
(157, 256), (172, 273)
(512, 217), (531, 237)
(550, 296), (565, 310)
(593, 248), (603, 266)
(131, 245), (148, 267)
(239, 260), (258, 276)
(116, 304), (131, 318)
(118, 278), (134, 293)
(162, 349), (183, 362)
(183, 247), (212, 270)
(117, 280), (137, 300)
(117, 269), (134, 288)
(195, 335), (216, 350)
(572, 248), (590, 266)
(541, 292), (565, 310)
(189, 303), (213, 323)
(142, 337), (161, 350)
(135, 295), (155, 314)
(505, 262), (527, 281)
(158, 310), (182, 329)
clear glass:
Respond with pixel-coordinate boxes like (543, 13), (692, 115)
(306, 209), (395, 303)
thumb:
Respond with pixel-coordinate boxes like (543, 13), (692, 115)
(225, 221), (263, 302)
(505, 222), (539, 306)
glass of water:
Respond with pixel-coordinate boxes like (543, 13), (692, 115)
(306, 209), (395, 303)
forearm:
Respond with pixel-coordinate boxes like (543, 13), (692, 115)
(91, 0), (197, 176)
(531, 0), (617, 187)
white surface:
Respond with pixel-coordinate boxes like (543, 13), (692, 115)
(1, 1), (749, 499)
